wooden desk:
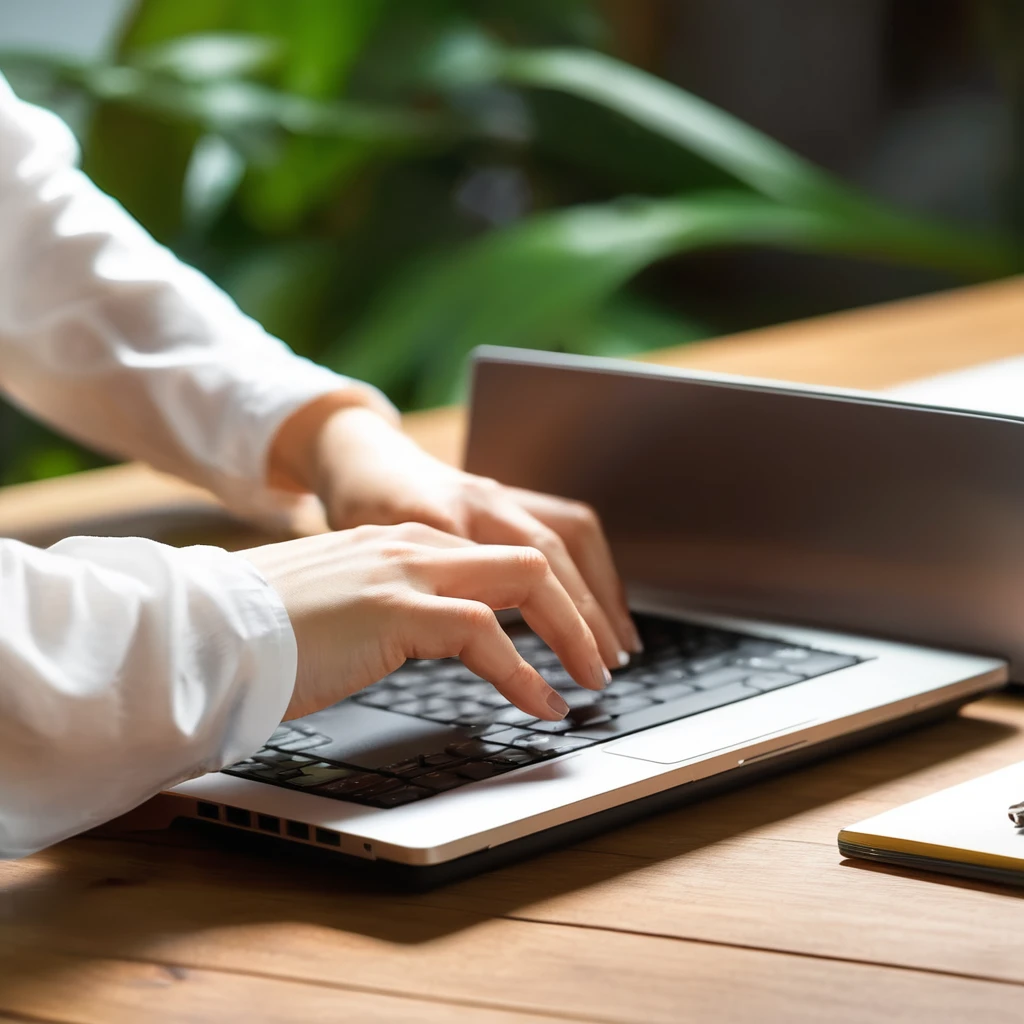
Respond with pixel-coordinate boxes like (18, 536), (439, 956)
(4, 278), (1024, 1023)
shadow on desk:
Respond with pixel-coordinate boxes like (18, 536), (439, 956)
(0, 706), (1018, 1013)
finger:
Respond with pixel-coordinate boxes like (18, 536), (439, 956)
(510, 488), (641, 653)
(405, 596), (569, 720)
(386, 520), (477, 549)
(424, 545), (610, 691)
(469, 500), (627, 670)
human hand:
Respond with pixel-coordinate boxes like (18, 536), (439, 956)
(270, 402), (642, 671)
(240, 523), (611, 721)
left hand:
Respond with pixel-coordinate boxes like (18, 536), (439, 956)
(270, 401), (642, 670)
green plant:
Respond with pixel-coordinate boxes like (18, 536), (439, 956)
(1, 0), (1018, 482)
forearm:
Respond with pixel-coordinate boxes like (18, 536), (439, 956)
(0, 73), (393, 507)
(0, 536), (295, 858)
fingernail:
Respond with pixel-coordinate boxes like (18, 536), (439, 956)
(546, 691), (570, 719)
(617, 650), (630, 668)
(593, 664), (612, 689)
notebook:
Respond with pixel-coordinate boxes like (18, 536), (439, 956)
(886, 354), (1024, 417)
(839, 762), (1024, 886)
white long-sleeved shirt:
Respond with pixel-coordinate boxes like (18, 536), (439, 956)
(0, 73), (391, 857)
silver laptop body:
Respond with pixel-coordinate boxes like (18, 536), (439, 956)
(171, 348), (1011, 877)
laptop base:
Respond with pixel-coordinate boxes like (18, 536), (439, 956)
(171, 695), (979, 890)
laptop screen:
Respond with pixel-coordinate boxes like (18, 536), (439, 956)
(466, 347), (1024, 676)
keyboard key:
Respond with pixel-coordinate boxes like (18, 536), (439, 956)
(685, 653), (732, 674)
(688, 666), (753, 690)
(745, 672), (804, 692)
(252, 749), (317, 768)
(486, 748), (543, 767)
(531, 650), (563, 669)
(456, 761), (507, 780)
(492, 706), (541, 728)
(561, 688), (601, 709)
(366, 785), (431, 808)
(646, 680), (696, 702)
(354, 688), (397, 709)
(568, 682), (758, 739)
(508, 734), (594, 756)
(774, 651), (858, 677)
(379, 757), (431, 778)
(737, 638), (790, 656)
(485, 727), (536, 746)
(421, 750), (466, 768)
(446, 739), (510, 759)
(353, 777), (408, 801)
(283, 763), (361, 788)
(315, 771), (387, 797)
(566, 705), (612, 728)
(597, 695), (655, 717)
(454, 710), (502, 727)
(543, 668), (578, 690)
(526, 718), (576, 734)
(416, 771), (465, 792)
(734, 656), (784, 671)
(478, 692), (513, 709)
(602, 680), (645, 698)
(390, 698), (440, 717)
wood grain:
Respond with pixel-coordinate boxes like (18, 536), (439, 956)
(5, 278), (1024, 1023)
(2, 884), (1022, 1024)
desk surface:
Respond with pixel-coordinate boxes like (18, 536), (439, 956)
(5, 279), (1024, 1023)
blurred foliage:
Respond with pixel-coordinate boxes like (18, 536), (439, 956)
(0, 0), (1020, 483)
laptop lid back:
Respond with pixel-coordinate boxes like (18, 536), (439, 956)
(465, 347), (1024, 676)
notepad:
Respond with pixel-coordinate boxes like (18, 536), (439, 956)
(887, 355), (1024, 418)
(839, 763), (1024, 886)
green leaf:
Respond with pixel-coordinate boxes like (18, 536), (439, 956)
(499, 47), (843, 208)
(328, 190), (1021, 409)
(182, 133), (247, 234)
(131, 32), (284, 82)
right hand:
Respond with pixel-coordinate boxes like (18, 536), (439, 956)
(240, 523), (612, 722)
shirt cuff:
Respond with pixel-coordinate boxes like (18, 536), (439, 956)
(210, 353), (398, 534)
(173, 545), (299, 770)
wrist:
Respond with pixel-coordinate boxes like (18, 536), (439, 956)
(267, 390), (398, 494)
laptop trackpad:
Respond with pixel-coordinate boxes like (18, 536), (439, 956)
(603, 697), (815, 765)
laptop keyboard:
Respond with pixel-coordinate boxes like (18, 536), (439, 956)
(223, 613), (862, 809)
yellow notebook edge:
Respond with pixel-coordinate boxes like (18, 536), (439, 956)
(837, 829), (1024, 875)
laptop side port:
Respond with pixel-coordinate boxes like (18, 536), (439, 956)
(196, 801), (220, 820)
(315, 828), (341, 847)
(224, 806), (252, 828)
(285, 820), (310, 840)
(256, 814), (281, 834)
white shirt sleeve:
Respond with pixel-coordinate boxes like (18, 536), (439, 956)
(0, 74), (392, 856)
(0, 536), (297, 858)
(0, 71), (395, 515)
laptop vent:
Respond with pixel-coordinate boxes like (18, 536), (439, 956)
(191, 800), (343, 850)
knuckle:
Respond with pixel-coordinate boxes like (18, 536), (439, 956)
(504, 657), (538, 689)
(512, 545), (549, 578)
(567, 499), (600, 531)
(459, 601), (494, 631)
(377, 538), (419, 563)
(468, 474), (502, 497)
(394, 520), (441, 541)
(405, 507), (463, 536)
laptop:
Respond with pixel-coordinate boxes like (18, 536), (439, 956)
(169, 347), (1014, 885)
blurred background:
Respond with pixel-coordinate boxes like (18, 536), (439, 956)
(1, 0), (1021, 485)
